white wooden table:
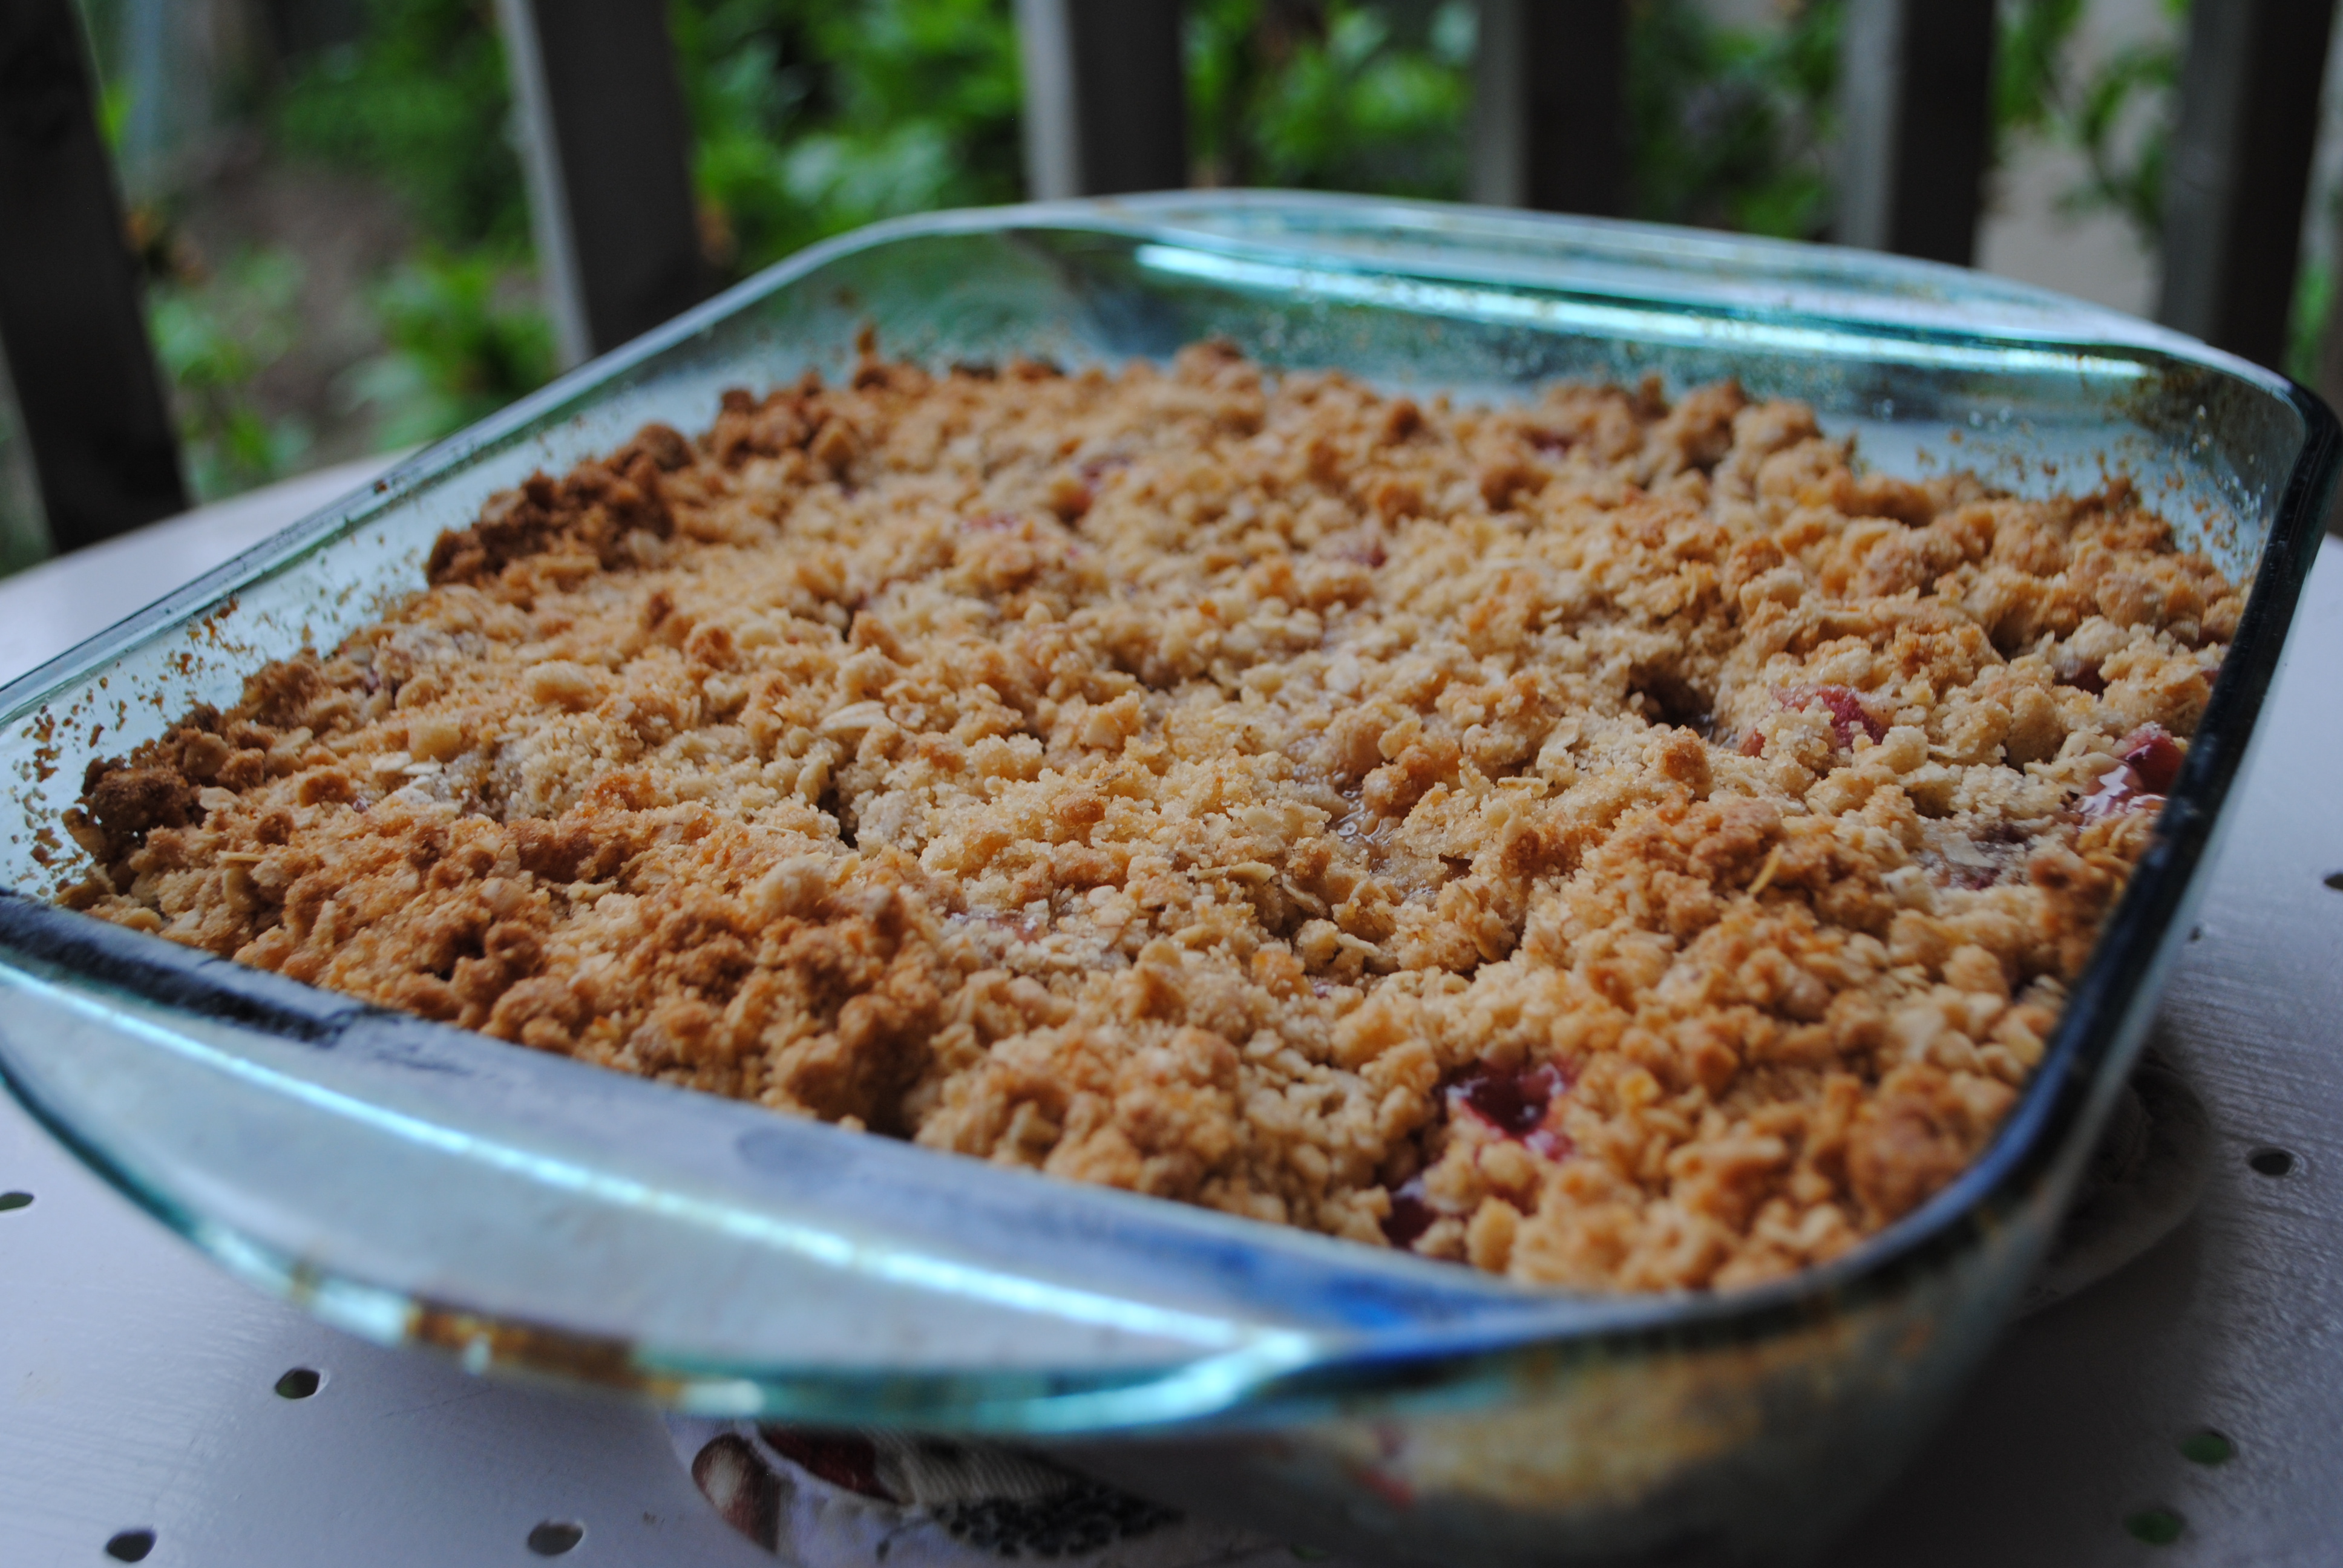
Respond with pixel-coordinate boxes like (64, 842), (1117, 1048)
(2, 463), (2340, 1566)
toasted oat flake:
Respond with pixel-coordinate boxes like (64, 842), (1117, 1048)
(60, 345), (2238, 1292)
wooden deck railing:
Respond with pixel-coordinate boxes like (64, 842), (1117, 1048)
(1, 0), (2336, 551)
(2158, 0), (2336, 370)
(0, 0), (190, 552)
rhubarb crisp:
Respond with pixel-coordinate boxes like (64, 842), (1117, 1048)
(59, 344), (2238, 1292)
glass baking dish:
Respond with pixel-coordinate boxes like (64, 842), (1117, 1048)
(0, 193), (2332, 1566)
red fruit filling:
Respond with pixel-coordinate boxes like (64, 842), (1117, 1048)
(1381, 1177), (1437, 1247)
(2124, 725), (2184, 794)
(1449, 1060), (1565, 1137)
(2050, 646), (2109, 694)
(2079, 724), (2184, 821)
(1382, 1063), (1574, 1247)
(1778, 684), (1887, 750)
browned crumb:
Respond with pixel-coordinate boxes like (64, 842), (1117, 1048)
(61, 344), (2238, 1292)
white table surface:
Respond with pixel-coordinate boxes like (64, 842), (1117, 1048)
(3, 464), (2341, 1567)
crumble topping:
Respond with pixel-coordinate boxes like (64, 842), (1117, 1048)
(61, 343), (2238, 1292)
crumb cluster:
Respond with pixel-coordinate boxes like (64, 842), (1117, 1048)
(63, 344), (2237, 1292)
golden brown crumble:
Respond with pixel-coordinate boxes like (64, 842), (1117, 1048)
(61, 344), (2237, 1292)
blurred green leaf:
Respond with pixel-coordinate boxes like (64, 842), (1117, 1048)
(1189, 1), (1470, 197)
(1997, 0), (2086, 146)
(274, 0), (528, 249)
(672, 0), (1023, 275)
(125, 0), (2227, 513)
(1626, 0), (1841, 240)
(94, 77), (133, 155)
(147, 249), (312, 500)
(346, 249), (555, 449)
(2289, 256), (2330, 387)
(2066, 34), (2183, 242)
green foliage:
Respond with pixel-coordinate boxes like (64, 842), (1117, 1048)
(146, 249), (313, 501)
(271, 2), (552, 452)
(1188, 0), (1474, 197)
(267, 0), (1027, 274)
(1186, 0), (1853, 237)
(1996, 0), (2086, 146)
(673, 0), (1024, 275)
(274, 0), (528, 248)
(1969, 0), (2189, 246)
(92, 75), (134, 157)
(121, 0), (2240, 515)
(1626, 0), (1840, 238)
(2288, 258), (2329, 386)
(343, 250), (555, 449)
(2065, 10), (2187, 243)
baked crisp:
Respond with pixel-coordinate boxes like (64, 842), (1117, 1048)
(61, 344), (2238, 1292)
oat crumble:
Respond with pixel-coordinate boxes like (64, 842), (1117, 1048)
(60, 344), (2237, 1292)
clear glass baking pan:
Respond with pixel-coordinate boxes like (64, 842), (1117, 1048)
(1, 192), (2333, 1566)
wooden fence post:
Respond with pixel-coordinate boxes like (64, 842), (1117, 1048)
(1470, 0), (1627, 216)
(0, 0), (188, 553)
(1833, 0), (1997, 265)
(1014, 0), (1188, 200)
(494, 0), (708, 367)
(2158, 0), (2335, 370)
